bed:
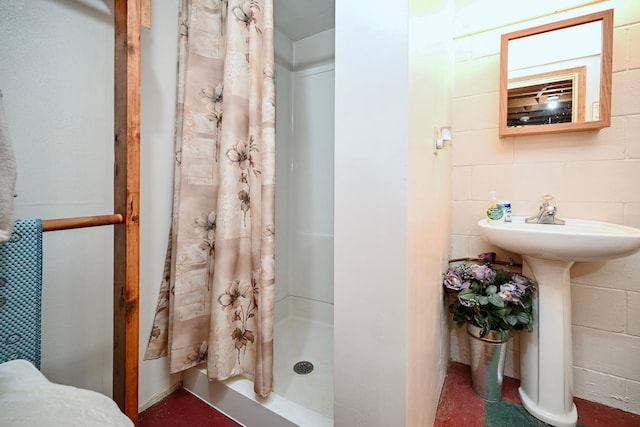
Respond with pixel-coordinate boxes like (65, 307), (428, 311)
(0, 360), (133, 427)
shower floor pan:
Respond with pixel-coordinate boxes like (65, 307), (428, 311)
(184, 310), (333, 427)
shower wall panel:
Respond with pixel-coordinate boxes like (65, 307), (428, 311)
(275, 61), (292, 303)
(291, 65), (335, 305)
(275, 29), (335, 308)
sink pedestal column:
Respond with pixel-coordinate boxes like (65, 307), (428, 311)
(519, 256), (578, 427)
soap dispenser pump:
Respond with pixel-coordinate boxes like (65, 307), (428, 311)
(486, 191), (504, 223)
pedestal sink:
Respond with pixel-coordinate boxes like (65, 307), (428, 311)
(477, 217), (640, 427)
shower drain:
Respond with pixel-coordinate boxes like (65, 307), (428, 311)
(293, 360), (314, 375)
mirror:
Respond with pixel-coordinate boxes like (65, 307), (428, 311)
(499, 9), (613, 137)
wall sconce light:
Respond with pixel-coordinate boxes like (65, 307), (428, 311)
(434, 126), (452, 153)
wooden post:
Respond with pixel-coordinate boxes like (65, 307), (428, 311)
(141, 0), (151, 29)
(113, 0), (140, 424)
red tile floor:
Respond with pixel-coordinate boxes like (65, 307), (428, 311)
(434, 362), (640, 427)
(139, 362), (640, 426)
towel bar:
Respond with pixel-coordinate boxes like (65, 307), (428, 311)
(41, 214), (124, 232)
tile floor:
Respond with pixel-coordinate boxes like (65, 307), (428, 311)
(434, 362), (640, 427)
(139, 362), (640, 426)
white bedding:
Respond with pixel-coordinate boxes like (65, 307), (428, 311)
(0, 359), (134, 426)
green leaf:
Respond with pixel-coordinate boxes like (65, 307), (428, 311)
(505, 314), (517, 326)
(486, 285), (497, 295)
(493, 308), (508, 317)
(477, 296), (489, 305)
(488, 294), (504, 307)
(516, 312), (531, 324)
(458, 288), (475, 298)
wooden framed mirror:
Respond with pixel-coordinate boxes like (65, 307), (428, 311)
(499, 9), (613, 137)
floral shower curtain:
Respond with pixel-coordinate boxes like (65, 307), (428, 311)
(145, 0), (276, 397)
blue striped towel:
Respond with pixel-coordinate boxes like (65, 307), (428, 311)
(0, 219), (43, 369)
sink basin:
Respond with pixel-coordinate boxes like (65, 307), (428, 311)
(478, 216), (640, 262)
(477, 216), (640, 427)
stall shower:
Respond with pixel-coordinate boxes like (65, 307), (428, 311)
(184, 5), (336, 425)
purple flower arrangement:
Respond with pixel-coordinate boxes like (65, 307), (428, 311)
(443, 253), (537, 340)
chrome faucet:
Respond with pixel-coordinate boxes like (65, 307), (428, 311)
(525, 195), (565, 225)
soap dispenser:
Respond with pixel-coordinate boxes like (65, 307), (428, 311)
(486, 191), (504, 223)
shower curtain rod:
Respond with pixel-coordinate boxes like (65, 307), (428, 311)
(42, 214), (124, 232)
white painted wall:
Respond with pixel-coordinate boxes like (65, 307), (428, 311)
(1, 0), (115, 395)
(0, 0), (178, 409)
(407, 1), (454, 424)
(333, 1), (454, 424)
(139, 0), (180, 409)
(334, 2), (409, 425)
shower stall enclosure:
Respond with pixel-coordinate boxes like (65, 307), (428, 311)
(183, 10), (336, 427)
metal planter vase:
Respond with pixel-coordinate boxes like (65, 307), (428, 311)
(467, 323), (509, 402)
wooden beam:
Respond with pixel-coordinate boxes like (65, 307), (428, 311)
(113, 0), (140, 424)
(141, 0), (151, 29)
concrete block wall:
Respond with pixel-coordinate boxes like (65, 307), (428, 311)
(450, 1), (640, 415)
